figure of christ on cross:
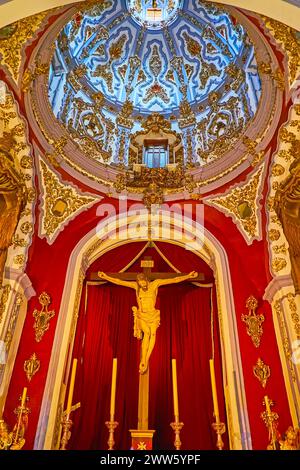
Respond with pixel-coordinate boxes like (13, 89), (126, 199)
(98, 259), (199, 375)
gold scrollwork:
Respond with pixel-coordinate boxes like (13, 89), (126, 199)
(287, 293), (300, 338)
(0, 12), (50, 81)
(205, 165), (265, 244)
(241, 296), (265, 348)
(143, 183), (164, 210)
(22, 61), (49, 93)
(23, 353), (40, 382)
(33, 292), (55, 343)
(39, 160), (98, 241)
(261, 16), (300, 87)
(253, 358), (271, 388)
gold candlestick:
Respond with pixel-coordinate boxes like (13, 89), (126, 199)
(10, 388), (30, 450)
(105, 419), (119, 450)
(60, 403), (81, 450)
(60, 414), (73, 451)
(261, 396), (279, 450)
(105, 358), (119, 450)
(170, 417), (184, 450)
(212, 421), (226, 450)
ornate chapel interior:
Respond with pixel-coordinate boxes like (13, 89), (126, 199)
(0, 0), (300, 452)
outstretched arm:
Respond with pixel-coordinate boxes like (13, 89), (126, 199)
(154, 271), (198, 287)
(98, 272), (136, 289)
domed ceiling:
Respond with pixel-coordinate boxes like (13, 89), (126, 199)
(28, 0), (282, 199)
(49, 0), (261, 116)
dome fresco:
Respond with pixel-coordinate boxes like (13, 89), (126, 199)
(47, 0), (266, 172)
(49, 0), (261, 115)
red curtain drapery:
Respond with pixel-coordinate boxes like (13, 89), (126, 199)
(70, 242), (227, 450)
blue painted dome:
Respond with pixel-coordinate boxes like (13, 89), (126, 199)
(49, 0), (261, 117)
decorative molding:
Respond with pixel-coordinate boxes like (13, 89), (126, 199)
(241, 296), (265, 348)
(263, 275), (295, 303)
(204, 164), (266, 245)
(0, 285), (11, 324)
(287, 293), (300, 338)
(273, 299), (297, 383)
(24, 352), (40, 382)
(38, 158), (100, 244)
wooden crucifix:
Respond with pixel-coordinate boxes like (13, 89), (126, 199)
(95, 257), (203, 374)
(94, 257), (204, 446)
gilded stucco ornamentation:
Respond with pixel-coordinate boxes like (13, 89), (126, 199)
(24, 353), (40, 382)
(22, 61), (49, 93)
(204, 164), (266, 245)
(268, 104), (300, 281)
(33, 292), (55, 343)
(241, 296), (265, 348)
(287, 293), (300, 338)
(253, 358), (271, 388)
(269, 229), (281, 242)
(273, 300), (297, 382)
(243, 137), (265, 167)
(39, 159), (99, 243)
(143, 183), (164, 210)
(114, 165), (196, 207)
(0, 12), (50, 82)
(3, 293), (23, 367)
(261, 16), (300, 88)
(257, 61), (285, 91)
(0, 285), (11, 325)
(272, 258), (287, 273)
(13, 254), (25, 267)
(116, 100), (134, 129)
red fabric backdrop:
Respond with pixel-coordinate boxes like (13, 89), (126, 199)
(69, 242), (227, 450)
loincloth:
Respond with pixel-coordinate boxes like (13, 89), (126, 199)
(132, 306), (160, 339)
